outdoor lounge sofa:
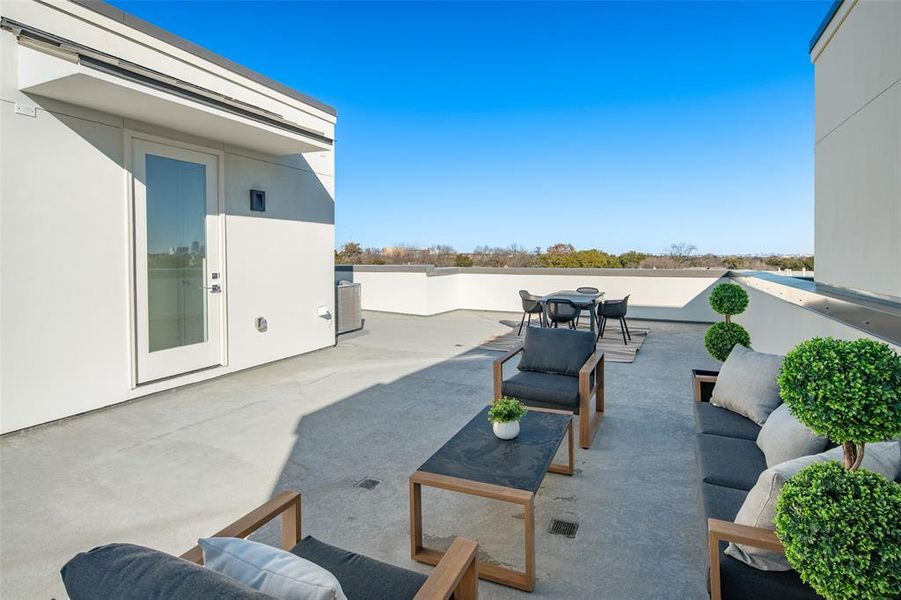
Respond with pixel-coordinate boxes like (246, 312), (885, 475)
(494, 327), (604, 449)
(691, 370), (823, 600)
(61, 491), (479, 600)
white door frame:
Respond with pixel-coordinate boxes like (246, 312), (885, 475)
(126, 131), (228, 385)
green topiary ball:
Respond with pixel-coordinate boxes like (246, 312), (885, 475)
(704, 321), (751, 361)
(777, 337), (901, 443)
(775, 461), (901, 600)
(709, 283), (749, 316)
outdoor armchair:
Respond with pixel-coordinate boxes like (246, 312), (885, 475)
(597, 294), (631, 344)
(493, 327), (604, 449)
(62, 491), (479, 600)
(517, 290), (545, 334)
(544, 298), (580, 329)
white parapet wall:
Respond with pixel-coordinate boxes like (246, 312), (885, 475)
(733, 273), (901, 355)
(335, 266), (728, 322)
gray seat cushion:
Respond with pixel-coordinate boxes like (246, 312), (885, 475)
(695, 434), (767, 491)
(701, 483), (748, 523)
(291, 536), (426, 600)
(718, 548), (824, 600)
(518, 327), (595, 377)
(694, 402), (761, 441)
(502, 371), (580, 412)
(61, 543), (275, 600)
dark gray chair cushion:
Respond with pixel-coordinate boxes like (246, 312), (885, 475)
(695, 434), (767, 491)
(61, 543), (275, 600)
(517, 327), (595, 377)
(291, 536), (426, 600)
(694, 402), (761, 441)
(502, 371), (580, 412)
(718, 545), (824, 600)
(701, 483), (748, 523)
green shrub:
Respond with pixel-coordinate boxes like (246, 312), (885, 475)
(709, 283), (749, 318)
(488, 397), (526, 423)
(455, 254), (473, 267)
(775, 461), (901, 600)
(704, 321), (750, 362)
(777, 338), (901, 446)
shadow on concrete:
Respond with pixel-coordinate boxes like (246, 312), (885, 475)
(250, 321), (716, 599)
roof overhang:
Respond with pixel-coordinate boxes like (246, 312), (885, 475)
(13, 30), (333, 156)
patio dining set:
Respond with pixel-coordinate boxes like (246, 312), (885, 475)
(517, 287), (632, 344)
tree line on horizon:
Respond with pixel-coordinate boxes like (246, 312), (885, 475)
(336, 241), (814, 271)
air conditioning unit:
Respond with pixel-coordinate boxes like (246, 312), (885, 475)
(335, 281), (362, 334)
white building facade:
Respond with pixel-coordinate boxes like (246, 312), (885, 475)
(0, 0), (337, 433)
(809, 0), (901, 301)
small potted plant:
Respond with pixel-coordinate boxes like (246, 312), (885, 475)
(774, 337), (901, 600)
(704, 282), (751, 361)
(488, 397), (526, 440)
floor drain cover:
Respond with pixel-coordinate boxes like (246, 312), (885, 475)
(356, 478), (380, 490)
(548, 519), (579, 538)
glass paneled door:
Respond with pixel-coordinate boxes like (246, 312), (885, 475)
(132, 139), (222, 383)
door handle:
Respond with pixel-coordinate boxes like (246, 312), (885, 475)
(202, 284), (222, 293)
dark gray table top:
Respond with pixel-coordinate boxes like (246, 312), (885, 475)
(540, 290), (603, 307)
(417, 406), (571, 493)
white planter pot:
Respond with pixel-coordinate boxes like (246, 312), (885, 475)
(492, 420), (520, 440)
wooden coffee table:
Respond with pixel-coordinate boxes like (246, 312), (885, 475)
(409, 406), (574, 592)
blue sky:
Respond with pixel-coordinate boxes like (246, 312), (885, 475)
(112, 1), (831, 255)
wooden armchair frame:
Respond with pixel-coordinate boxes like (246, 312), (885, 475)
(181, 491), (479, 600)
(694, 369), (787, 600)
(493, 343), (604, 449)
(707, 518), (784, 600)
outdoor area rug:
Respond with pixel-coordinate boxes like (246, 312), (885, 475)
(479, 319), (649, 363)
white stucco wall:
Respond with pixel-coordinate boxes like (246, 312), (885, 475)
(811, 0), (901, 300)
(0, 4), (336, 433)
(338, 267), (725, 322)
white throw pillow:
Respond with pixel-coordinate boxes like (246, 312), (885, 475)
(725, 441), (900, 571)
(199, 537), (347, 600)
(756, 403), (828, 468)
(710, 345), (783, 425)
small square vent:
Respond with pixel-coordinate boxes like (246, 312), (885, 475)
(548, 519), (579, 538)
(356, 478), (380, 490)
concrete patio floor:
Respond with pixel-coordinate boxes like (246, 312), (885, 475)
(0, 310), (719, 599)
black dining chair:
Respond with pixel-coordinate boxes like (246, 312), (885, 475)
(574, 287), (600, 328)
(597, 295), (631, 344)
(545, 298), (580, 329)
(517, 290), (545, 335)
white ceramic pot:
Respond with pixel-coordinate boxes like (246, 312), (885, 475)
(492, 420), (520, 440)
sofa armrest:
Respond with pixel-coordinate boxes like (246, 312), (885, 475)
(707, 518), (783, 600)
(180, 491), (302, 565)
(493, 343), (524, 399)
(692, 369), (720, 403)
(413, 537), (479, 600)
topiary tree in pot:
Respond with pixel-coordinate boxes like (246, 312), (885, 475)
(774, 337), (901, 600)
(704, 283), (751, 361)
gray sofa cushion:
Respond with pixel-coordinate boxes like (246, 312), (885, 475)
(718, 547), (825, 600)
(291, 537), (426, 600)
(517, 327), (595, 377)
(711, 345), (783, 425)
(695, 433), (767, 491)
(701, 483), (748, 522)
(502, 371), (580, 412)
(694, 402), (761, 441)
(756, 404), (828, 468)
(61, 543), (275, 600)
